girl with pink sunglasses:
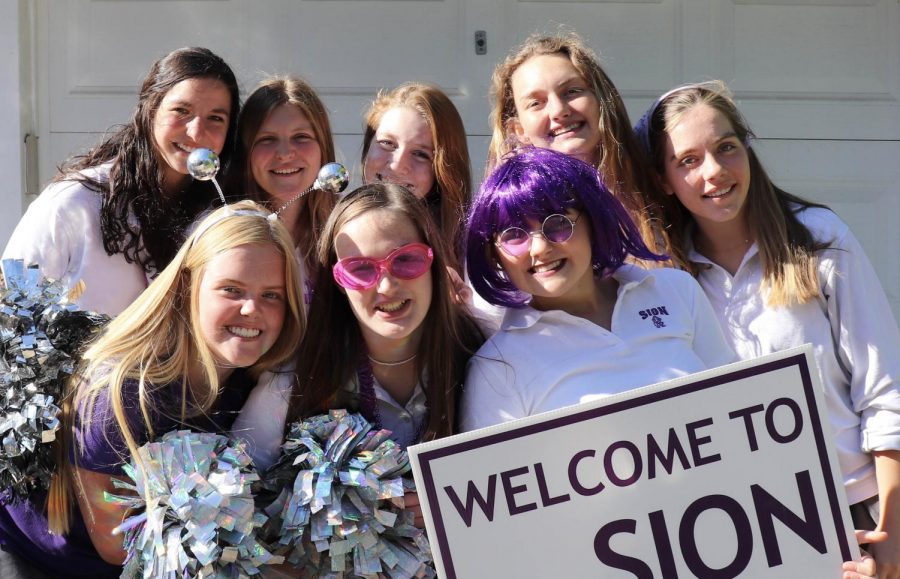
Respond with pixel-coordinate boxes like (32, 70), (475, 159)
(232, 183), (484, 524)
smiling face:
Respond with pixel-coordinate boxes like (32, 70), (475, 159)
(494, 208), (596, 313)
(661, 103), (752, 235)
(334, 209), (432, 353)
(196, 243), (287, 381)
(152, 77), (232, 193)
(509, 53), (602, 165)
(250, 103), (323, 206)
(363, 106), (436, 199)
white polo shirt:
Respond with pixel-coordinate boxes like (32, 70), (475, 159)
(461, 265), (735, 432)
(2, 165), (149, 316)
(692, 206), (900, 504)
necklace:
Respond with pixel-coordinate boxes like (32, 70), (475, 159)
(367, 352), (417, 367)
(272, 186), (314, 217)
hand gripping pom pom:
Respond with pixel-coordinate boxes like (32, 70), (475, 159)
(254, 410), (435, 578)
(106, 430), (277, 578)
(0, 259), (109, 503)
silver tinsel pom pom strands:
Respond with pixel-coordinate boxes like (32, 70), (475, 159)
(106, 430), (278, 578)
(255, 410), (434, 578)
(0, 259), (108, 502)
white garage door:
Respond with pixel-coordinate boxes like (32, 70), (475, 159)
(31, 0), (900, 313)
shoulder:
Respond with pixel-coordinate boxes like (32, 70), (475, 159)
(617, 264), (700, 296)
(792, 205), (849, 243)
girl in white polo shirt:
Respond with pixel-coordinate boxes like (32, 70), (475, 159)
(461, 146), (735, 432)
(635, 80), (900, 576)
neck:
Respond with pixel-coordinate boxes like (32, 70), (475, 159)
(533, 275), (618, 329)
(693, 216), (754, 275)
(186, 360), (234, 396)
(273, 195), (306, 247)
(162, 166), (190, 198)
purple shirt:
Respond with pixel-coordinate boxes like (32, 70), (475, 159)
(0, 372), (251, 577)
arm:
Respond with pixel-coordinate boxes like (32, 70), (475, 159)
(684, 272), (736, 369)
(871, 450), (900, 578)
(2, 179), (82, 283)
(72, 467), (129, 565)
(230, 370), (292, 472)
(459, 340), (527, 432)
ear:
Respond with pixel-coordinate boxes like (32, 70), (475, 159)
(506, 117), (530, 145)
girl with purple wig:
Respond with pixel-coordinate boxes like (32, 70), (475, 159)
(461, 147), (735, 431)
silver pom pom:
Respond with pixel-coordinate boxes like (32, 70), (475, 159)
(255, 410), (435, 577)
(107, 430), (277, 578)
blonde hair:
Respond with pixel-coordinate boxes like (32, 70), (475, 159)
(232, 76), (337, 271)
(486, 32), (669, 255)
(642, 81), (829, 306)
(48, 200), (304, 533)
(362, 83), (472, 269)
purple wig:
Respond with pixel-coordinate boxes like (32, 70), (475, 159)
(466, 147), (665, 308)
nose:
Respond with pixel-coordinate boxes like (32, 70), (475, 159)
(375, 266), (400, 293)
(388, 149), (411, 176)
(240, 297), (260, 316)
(547, 93), (570, 120)
(529, 231), (552, 257)
(702, 154), (727, 182)
(275, 138), (293, 159)
(186, 116), (205, 142)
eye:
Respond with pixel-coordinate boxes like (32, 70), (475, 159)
(377, 139), (397, 150)
(293, 132), (314, 142)
(566, 86), (585, 96)
(220, 286), (242, 296)
(678, 156), (699, 168)
(719, 142), (738, 153)
(172, 107), (190, 116)
(524, 99), (542, 110)
(254, 135), (276, 146)
(262, 290), (284, 301)
(209, 114), (227, 123)
(413, 150), (433, 162)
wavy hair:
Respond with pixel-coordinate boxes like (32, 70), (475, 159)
(362, 83), (472, 269)
(48, 201), (303, 534)
(634, 80), (829, 306)
(288, 184), (484, 441)
(486, 32), (668, 256)
(467, 147), (665, 308)
(61, 47), (240, 275)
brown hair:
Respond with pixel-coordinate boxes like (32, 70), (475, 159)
(288, 184), (484, 441)
(231, 76), (337, 270)
(487, 33), (669, 256)
(63, 47), (240, 274)
(642, 81), (829, 305)
(362, 83), (471, 269)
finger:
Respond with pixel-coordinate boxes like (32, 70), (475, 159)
(856, 529), (889, 544)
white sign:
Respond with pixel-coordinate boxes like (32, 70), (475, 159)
(409, 347), (858, 578)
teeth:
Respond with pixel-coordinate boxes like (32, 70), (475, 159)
(175, 143), (197, 153)
(550, 123), (580, 137)
(532, 259), (563, 273)
(376, 300), (408, 313)
(705, 185), (734, 198)
(228, 326), (260, 338)
(273, 168), (300, 175)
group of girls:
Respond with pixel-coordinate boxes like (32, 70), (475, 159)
(0, 31), (892, 578)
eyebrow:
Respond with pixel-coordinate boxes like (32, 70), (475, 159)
(216, 277), (284, 289)
(169, 99), (230, 115)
